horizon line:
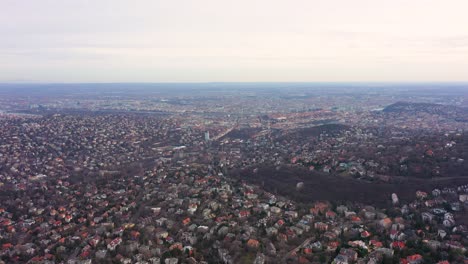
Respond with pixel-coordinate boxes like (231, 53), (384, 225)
(1, 81), (468, 85)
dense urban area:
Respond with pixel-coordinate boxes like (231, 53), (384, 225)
(0, 83), (467, 264)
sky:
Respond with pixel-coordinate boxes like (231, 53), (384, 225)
(1, 0), (468, 83)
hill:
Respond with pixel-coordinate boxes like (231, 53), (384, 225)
(383, 102), (468, 122)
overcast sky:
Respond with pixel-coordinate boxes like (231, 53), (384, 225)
(1, 0), (468, 82)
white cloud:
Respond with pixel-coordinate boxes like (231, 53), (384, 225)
(1, 0), (468, 82)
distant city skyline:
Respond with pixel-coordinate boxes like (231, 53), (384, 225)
(1, 0), (468, 83)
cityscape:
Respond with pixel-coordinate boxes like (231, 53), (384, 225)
(1, 0), (468, 263)
(0, 83), (467, 263)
